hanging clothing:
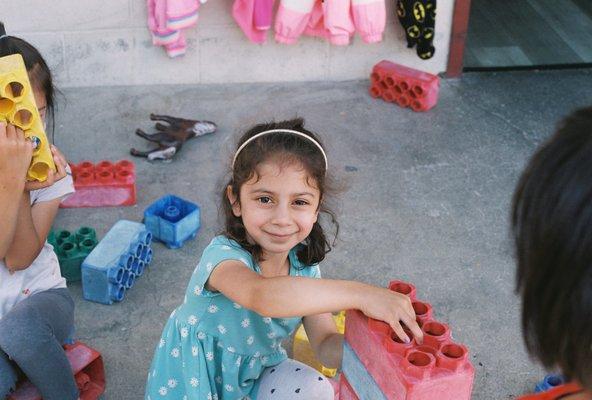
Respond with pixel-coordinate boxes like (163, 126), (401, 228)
(396, 0), (436, 59)
(147, 0), (204, 57)
(232, 0), (274, 44)
(275, 0), (385, 45)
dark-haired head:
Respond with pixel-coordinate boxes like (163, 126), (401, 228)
(0, 22), (57, 136)
(512, 107), (592, 388)
(221, 118), (339, 265)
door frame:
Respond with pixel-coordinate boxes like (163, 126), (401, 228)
(446, 0), (472, 77)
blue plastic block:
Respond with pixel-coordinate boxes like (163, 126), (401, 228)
(342, 341), (388, 400)
(81, 220), (153, 304)
(144, 194), (200, 249)
(534, 374), (566, 393)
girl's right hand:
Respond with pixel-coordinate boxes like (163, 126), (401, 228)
(0, 122), (33, 182)
(359, 286), (424, 344)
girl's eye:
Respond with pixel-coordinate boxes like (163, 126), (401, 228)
(258, 197), (272, 204)
(294, 199), (309, 206)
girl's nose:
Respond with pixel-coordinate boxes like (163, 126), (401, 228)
(271, 204), (291, 225)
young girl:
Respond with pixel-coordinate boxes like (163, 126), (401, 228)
(0, 23), (78, 400)
(145, 118), (423, 399)
(512, 107), (592, 400)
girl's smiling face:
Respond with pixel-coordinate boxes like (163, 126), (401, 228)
(228, 161), (321, 258)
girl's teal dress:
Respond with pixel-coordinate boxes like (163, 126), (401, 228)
(145, 236), (321, 400)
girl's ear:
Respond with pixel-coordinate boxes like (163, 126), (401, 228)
(226, 185), (241, 217)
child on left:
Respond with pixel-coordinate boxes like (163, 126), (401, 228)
(0, 22), (80, 400)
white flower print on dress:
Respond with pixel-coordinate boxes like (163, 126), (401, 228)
(168, 379), (178, 388)
(267, 331), (276, 339)
(249, 358), (256, 368)
(159, 338), (166, 348)
(206, 352), (214, 361)
(227, 346), (236, 353)
(180, 327), (189, 338)
(208, 305), (219, 313)
(261, 356), (269, 364)
(171, 348), (180, 358)
(213, 394), (219, 400)
(198, 331), (206, 340)
(246, 335), (254, 345)
(235, 356), (242, 367)
(221, 364), (226, 372)
(159, 387), (167, 396)
(215, 376), (222, 384)
(253, 351), (260, 358)
(262, 317), (272, 324)
(190, 377), (199, 387)
(191, 346), (199, 356)
(233, 302), (242, 309)
(193, 285), (202, 296)
(225, 384), (234, 392)
(241, 318), (250, 328)
(187, 315), (198, 325)
(279, 319), (290, 326)
(217, 324), (227, 334)
(207, 393), (213, 400)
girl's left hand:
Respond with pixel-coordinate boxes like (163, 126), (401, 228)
(25, 145), (69, 191)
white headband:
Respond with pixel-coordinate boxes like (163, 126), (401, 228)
(232, 129), (328, 171)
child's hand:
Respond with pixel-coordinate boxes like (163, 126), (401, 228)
(360, 286), (424, 344)
(0, 122), (33, 182)
(25, 145), (69, 191)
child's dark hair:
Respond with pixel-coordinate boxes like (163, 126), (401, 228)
(512, 107), (592, 388)
(222, 118), (339, 265)
(0, 22), (57, 137)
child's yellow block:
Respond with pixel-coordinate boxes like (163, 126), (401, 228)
(0, 54), (55, 182)
(292, 311), (346, 377)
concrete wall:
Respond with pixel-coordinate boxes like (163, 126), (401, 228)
(4, 0), (455, 87)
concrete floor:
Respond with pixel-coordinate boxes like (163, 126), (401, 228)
(51, 68), (592, 399)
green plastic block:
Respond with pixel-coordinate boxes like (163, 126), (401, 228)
(49, 227), (98, 282)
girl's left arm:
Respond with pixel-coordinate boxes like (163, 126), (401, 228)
(4, 193), (60, 271)
(303, 313), (343, 369)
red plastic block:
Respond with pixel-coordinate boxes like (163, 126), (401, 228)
(369, 60), (440, 112)
(344, 280), (474, 400)
(61, 160), (137, 208)
(339, 374), (360, 400)
(9, 341), (106, 400)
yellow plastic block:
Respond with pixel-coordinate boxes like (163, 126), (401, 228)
(292, 311), (346, 377)
(0, 54), (55, 182)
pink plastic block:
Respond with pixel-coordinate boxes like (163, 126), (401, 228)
(344, 280), (474, 400)
(369, 60), (440, 112)
(9, 342), (106, 400)
(339, 374), (360, 400)
(61, 160), (137, 208)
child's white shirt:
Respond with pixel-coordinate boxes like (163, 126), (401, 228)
(0, 166), (74, 320)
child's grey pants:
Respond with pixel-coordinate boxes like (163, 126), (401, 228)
(0, 288), (78, 400)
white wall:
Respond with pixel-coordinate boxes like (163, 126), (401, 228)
(4, 0), (455, 87)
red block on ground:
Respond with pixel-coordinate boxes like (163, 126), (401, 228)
(9, 341), (106, 400)
(344, 280), (474, 400)
(369, 61), (440, 112)
(339, 374), (360, 400)
(61, 160), (137, 208)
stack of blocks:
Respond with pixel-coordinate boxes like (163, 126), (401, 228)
(82, 220), (153, 304)
(0, 54), (55, 181)
(369, 60), (440, 112)
(61, 160), (137, 208)
(340, 280), (474, 400)
(48, 227), (98, 282)
(144, 194), (200, 249)
(293, 311), (346, 377)
(9, 341), (106, 400)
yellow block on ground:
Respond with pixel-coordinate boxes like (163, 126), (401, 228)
(292, 311), (345, 377)
(0, 54), (55, 181)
